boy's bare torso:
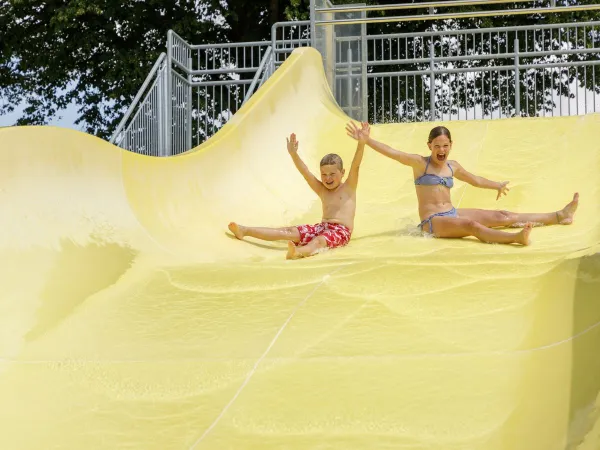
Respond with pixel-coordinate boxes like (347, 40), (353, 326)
(319, 181), (356, 232)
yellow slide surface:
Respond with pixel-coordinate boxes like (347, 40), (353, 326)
(1, 48), (599, 449)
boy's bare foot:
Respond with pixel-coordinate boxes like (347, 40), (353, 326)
(228, 222), (245, 240)
(557, 193), (579, 225)
(286, 241), (301, 260)
(515, 222), (533, 246)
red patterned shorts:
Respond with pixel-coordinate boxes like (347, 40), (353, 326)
(295, 222), (352, 249)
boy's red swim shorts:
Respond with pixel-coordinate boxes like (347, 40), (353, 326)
(295, 222), (351, 249)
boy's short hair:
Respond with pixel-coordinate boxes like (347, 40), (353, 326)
(320, 153), (343, 171)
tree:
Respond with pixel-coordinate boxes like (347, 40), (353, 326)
(0, 0), (305, 139)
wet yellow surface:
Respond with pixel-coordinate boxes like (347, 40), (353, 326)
(0, 48), (599, 449)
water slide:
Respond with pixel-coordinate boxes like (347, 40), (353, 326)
(1, 47), (599, 449)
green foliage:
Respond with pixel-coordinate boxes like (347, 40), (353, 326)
(0, 0), (266, 138)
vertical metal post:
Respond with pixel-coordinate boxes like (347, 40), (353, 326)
(271, 23), (278, 68)
(361, 9), (368, 121)
(514, 38), (520, 116)
(157, 66), (165, 156)
(347, 47), (353, 117)
(429, 40), (435, 121)
(187, 55), (192, 152)
(323, 9), (336, 91)
(310, 0), (316, 47)
(331, 30), (337, 99)
(165, 31), (173, 156)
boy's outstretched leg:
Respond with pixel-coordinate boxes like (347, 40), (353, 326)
(228, 222), (300, 243)
(286, 236), (328, 260)
(458, 193), (579, 228)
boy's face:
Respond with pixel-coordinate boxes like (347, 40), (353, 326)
(320, 164), (344, 190)
(427, 135), (452, 165)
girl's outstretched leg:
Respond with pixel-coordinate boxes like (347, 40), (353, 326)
(430, 216), (533, 245)
(556, 192), (579, 224)
(458, 193), (579, 228)
(228, 222), (300, 243)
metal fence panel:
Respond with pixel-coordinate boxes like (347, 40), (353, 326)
(111, 19), (600, 157)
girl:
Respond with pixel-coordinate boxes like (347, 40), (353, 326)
(346, 122), (578, 246)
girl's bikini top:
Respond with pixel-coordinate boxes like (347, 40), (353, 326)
(414, 157), (454, 188)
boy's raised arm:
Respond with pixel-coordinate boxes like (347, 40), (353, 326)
(345, 121), (368, 189)
(287, 133), (324, 195)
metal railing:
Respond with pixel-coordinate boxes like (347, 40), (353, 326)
(111, 31), (278, 156)
(353, 21), (600, 123)
(183, 37), (272, 153)
(314, 0), (600, 122)
(244, 47), (276, 103)
(272, 21), (312, 66)
(109, 53), (168, 155)
(316, 0), (537, 13)
(111, 0), (600, 157)
(314, 2), (600, 26)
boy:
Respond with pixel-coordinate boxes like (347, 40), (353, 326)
(228, 122), (370, 259)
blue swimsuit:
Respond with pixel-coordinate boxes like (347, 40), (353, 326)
(415, 157), (458, 233)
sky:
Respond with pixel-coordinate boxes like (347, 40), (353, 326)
(0, 99), (83, 130)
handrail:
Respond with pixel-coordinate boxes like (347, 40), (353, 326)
(243, 46), (274, 104)
(337, 47), (600, 68)
(109, 52), (166, 144)
(365, 59), (599, 78)
(271, 20), (312, 46)
(189, 41), (269, 50)
(316, 0), (534, 14)
(315, 4), (600, 26)
(167, 29), (192, 51)
(332, 20), (600, 40)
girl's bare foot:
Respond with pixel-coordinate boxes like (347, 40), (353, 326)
(228, 222), (245, 240)
(515, 222), (533, 246)
(286, 241), (301, 260)
(557, 193), (579, 225)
